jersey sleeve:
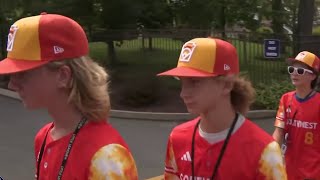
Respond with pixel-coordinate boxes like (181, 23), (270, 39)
(164, 134), (179, 180)
(257, 141), (287, 180)
(274, 95), (286, 129)
(88, 144), (138, 180)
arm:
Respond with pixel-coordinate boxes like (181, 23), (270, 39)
(273, 96), (287, 146)
(164, 134), (179, 180)
(256, 141), (287, 180)
(88, 144), (138, 180)
(272, 127), (284, 145)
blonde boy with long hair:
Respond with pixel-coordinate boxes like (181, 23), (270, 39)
(0, 13), (138, 180)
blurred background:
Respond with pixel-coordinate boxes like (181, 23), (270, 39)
(0, 0), (320, 112)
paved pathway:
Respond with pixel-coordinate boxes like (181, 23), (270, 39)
(0, 95), (275, 179)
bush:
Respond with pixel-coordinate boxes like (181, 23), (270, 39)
(313, 26), (320, 35)
(253, 79), (294, 110)
(256, 26), (274, 34)
(119, 74), (162, 107)
(0, 75), (9, 89)
(249, 26), (274, 43)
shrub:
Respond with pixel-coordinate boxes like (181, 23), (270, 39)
(253, 79), (294, 110)
(0, 75), (9, 89)
(119, 73), (162, 107)
(313, 26), (320, 35)
(256, 26), (274, 34)
(249, 26), (274, 43)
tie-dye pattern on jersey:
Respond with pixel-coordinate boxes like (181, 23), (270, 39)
(259, 141), (287, 180)
(89, 144), (138, 180)
(164, 136), (179, 180)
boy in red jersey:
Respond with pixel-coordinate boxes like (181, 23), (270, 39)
(158, 37), (287, 180)
(273, 51), (320, 180)
(0, 13), (137, 179)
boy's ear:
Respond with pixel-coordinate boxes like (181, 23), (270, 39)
(56, 65), (72, 88)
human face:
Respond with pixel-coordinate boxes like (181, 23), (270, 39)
(179, 76), (230, 114)
(8, 66), (59, 109)
(288, 63), (316, 88)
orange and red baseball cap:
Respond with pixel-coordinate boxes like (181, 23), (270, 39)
(158, 37), (239, 77)
(287, 51), (320, 73)
(0, 13), (88, 74)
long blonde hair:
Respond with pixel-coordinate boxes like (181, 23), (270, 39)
(46, 56), (110, 121)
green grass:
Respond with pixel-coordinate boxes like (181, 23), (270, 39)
(88, 38), (290, 87)
(89, 42), (108, 63)
(88, 38), (295, 110)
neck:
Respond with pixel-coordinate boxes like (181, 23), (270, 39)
(199, 101), (236, 133)
(47, 98), (83, 140)
(296, 86), (313, 99)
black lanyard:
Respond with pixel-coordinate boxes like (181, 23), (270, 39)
(191, 113), (239, 180)
(36, 117), (87, 180)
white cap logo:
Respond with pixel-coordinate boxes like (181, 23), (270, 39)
(224, 64), (231, 71)
(53, 46), (64, 54)
(179, 42), (196, 62)
(7, 25), (18, 52)
(295, 52), (307, 61)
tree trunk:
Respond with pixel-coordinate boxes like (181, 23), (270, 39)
(107, 41), (116, 66)
(219, 2), (226, 39)
(296, 0), (315, 53)
(272, 0), (286, 53)
(148, 37), (153, 51)
(271, 0), (284, 34)
(0, 12), (7, 59)
(297, 0), (315, 35)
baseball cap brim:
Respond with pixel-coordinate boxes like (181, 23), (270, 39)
(157, 66), (218, 77)
(286, 58), (298, 65)
(286, 57), (312, 67)
(0, 58), (49, 74)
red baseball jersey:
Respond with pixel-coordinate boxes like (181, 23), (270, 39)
(165, 115), (286, 180)
(275, 91), (320, 179)
(34, 120), (138, 180)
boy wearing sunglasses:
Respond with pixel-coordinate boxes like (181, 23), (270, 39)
(273, 51), (320, 180)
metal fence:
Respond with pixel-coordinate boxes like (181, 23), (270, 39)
(89, 29), (305, 85)
(1, 28), (320, 86)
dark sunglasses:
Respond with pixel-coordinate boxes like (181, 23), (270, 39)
(287, 66), (313, 75)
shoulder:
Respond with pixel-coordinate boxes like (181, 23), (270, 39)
(170, 117), (200, 138)
(166, 118), (199, 153)
(258, 141), (287, 180)
(312, 92), (320, 100)
(238, 119), (274, 145)
(88, 144), (138, 180)
(34, 122), (53, 145)
(76, 120), (130, 158)
(280, 91), (295, 101)
(81, 120), (127, 146)
(260, 141), (282, 160)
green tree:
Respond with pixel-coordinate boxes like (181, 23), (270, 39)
(297, 0), (315, 35)
(0, 0), (29, 58)
(171, 0), (261, 32)
(137, 0), (172, 28)
(100, 0), (139, 29)
(136, 0), (173, 50)
(271, 0), (285, 34)
(98, 0), (140, 65)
